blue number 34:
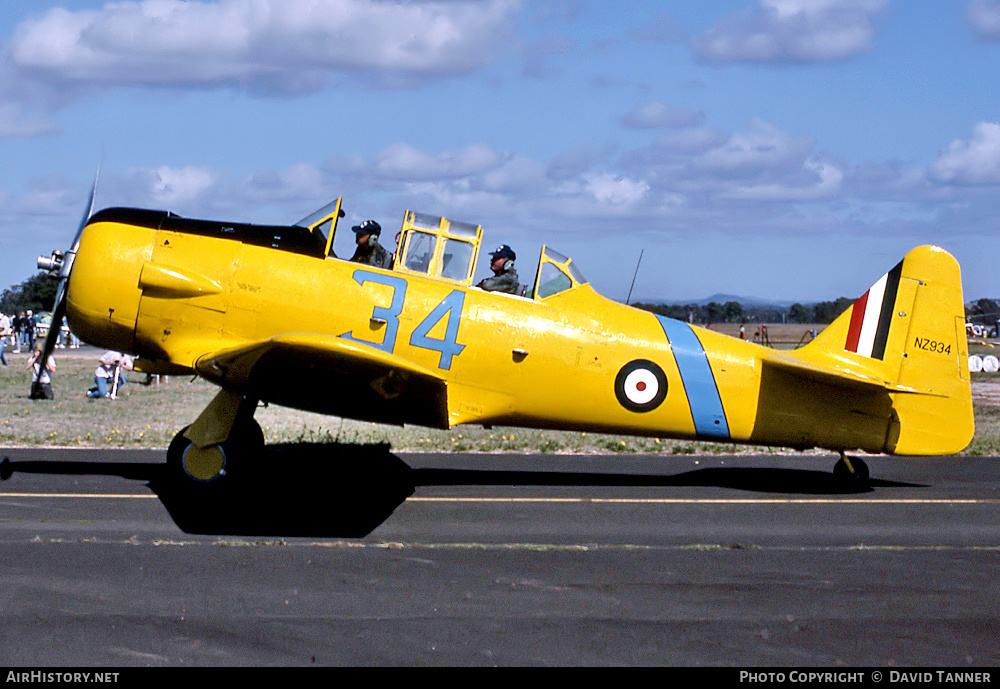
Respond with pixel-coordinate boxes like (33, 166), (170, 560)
(409, 289), (466, 370)
(341, 271), (466, 370)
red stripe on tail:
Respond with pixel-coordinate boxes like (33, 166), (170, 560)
(845, 290), (869, 353)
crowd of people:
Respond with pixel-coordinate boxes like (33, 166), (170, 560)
(0, 312), (133, 401)
(0, 311), (81, 355)
(21, 346), (135, 401)
(24, 342), (135, 400)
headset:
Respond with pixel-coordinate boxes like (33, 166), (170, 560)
(491, 245), (516, 272)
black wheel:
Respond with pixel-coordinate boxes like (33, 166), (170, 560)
(166, 425), (192, 481)
(166, 420), (264, 486)
(833, 455), (870, 485)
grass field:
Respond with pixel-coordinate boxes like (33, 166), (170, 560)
(2, 340), (999, 456)
(704, 322), (821, 349)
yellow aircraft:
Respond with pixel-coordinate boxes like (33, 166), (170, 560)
(35, 180), (973, 487)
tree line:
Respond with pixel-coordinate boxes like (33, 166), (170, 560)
(631, 297), (855, 325)
(1, 273), (57, 315)
(634, 296), (999, 326)
(966, 298), (1000, 325)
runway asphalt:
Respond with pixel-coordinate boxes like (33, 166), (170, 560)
(1, 446), (998, 667)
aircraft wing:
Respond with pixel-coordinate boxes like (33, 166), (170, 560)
(194, 333), (450, 428)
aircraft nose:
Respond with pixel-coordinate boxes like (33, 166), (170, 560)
(66, 212), (156, 352)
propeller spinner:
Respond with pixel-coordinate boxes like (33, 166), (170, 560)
(31, 168), (100, 397)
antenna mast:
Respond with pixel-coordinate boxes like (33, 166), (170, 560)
(625, 249), (644, 305)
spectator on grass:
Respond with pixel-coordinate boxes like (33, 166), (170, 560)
(26, 344), (55, 400)
(88, 351), (133, 398)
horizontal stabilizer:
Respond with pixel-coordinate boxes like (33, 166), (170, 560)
(764, 353), (934, 396)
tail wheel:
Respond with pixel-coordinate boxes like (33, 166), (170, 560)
(833, 455), (870, 486)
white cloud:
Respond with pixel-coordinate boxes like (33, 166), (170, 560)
(623, 127), (729, 162)
(319, 143), (527, 217)
(517, 31), (575, 79)
(727, 157), (844, 200)
(614, 119), (860, 211)
(241, 163), (326, 203)
(481, 155), (547, 193)
(4, 0), (519, 95)
(546, 144), (617, 181)
(968, 0), (1000, 39)
(695, 119), (813, 176)
(584, 174), (650, 207)
(7, 187), (78, 219)
(124, 165), (225, 207)
(691, 0), (889, 63)
(373, 143), (502, 181)
(0, 103), (57, 138)
(82, 123), (995, 244)
(928, 122), (1000, 185)
(620, 101), (705, 129)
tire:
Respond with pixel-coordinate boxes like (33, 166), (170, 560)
(833, 456), (870, 486)
(166, 420), (264, 486)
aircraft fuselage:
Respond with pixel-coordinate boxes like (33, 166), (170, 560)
(65, 208), (971, 457)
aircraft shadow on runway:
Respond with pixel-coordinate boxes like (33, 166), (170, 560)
(1, 446), (923, 538)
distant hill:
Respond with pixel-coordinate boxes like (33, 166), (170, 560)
(636, 293), (796, 308)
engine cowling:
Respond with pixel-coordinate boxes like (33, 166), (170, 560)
(65, 211), (158, 353)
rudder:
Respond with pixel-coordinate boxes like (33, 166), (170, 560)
(887, 246), (972, 455)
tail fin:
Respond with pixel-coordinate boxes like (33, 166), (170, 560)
(803, 246), (973, 455)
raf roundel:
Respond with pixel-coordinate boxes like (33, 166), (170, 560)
(615, 360), (668, 412)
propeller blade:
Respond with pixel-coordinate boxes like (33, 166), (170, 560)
(69, 165), (100, 255)
(31, 166), (100, 397)
(37, 297), (66, 365)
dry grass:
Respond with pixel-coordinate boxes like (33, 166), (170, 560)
(2, 344), (999, 455)
(968, 377), (1000, 455)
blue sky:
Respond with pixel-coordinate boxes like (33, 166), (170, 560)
(2, 0), (1000, 304)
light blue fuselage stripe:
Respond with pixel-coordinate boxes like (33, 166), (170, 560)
(655, 316), (730, 439)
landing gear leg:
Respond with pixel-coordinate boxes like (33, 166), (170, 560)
(166, 389), (264, 485)
(833, 451), (870, 486)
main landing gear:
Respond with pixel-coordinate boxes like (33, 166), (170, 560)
(166, 390), (264, 487)
(833, 452), (870, 487)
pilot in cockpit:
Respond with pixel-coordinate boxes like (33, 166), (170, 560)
(350, 220), (391, 269)
(476, 244), (519, 294)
